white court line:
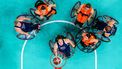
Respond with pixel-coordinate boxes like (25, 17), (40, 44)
(20, 31), (35, 69)
(94, 50), (98, 69)
(20, 20), (98, 69)
(41, 20), (75, 26)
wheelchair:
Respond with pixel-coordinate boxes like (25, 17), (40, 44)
(15, 14), (40, 40)
(30, 0), (56, 21)
(75, 27), (101, 53)
(49, 32), (75, 57)
(49, 32), (75, 67)
(91, 15), (118, 42)
(70, 1), (97, 28)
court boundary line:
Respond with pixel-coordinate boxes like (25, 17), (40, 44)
(94, 50), (98, 69)
(20, 20), (98, 69)
(20, 31), (35, 69)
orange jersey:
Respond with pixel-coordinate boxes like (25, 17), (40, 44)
(37, 4), (49, 16)
(82, 35), (95, 46)
(77, 4), (92, 23)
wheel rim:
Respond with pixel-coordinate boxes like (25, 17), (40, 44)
(44, 0), (55, 5)
(17, 34), (35, 40)
(70, 1), (81, 18)
(103, 15), (119, 24)
(30, 8), (44, 21)
(96, 34), (111, 42)
(87, 9), (97, 26)
(49, 40), (54, 53)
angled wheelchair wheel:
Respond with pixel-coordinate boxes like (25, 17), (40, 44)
(16, 14), (35, 22)
(76, 27), (90, 37)
(16, 14), (33, 19)
(87, 9), (97, 26)
(70, 1), (81, 18)
(111, 25), (117, 36)
(92, 41), (101, 51)
(16, 29), (39, 40)
(91, 28), (99, 34)
(50, 54), (67, 68)
(30, 8), (44, 21)
(91, 28), (105, 36)
(81, 46), (94, 53)
(91, 16), (105, 28)
(49, 40), (55, 53)
(76, 40), (93, 53)
(96, 16), (104, 22)
(96, 34), (111, 42)
(44, 0), (55, 4)
(103, 15), (119, 24)
(69, 46), (75, 58)
(17, 33), (35, 40)
(77, 36), (101, 53)
(66, 32), (75, 42)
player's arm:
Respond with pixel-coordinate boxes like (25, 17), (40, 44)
(77, 4), (84, 13)
(88, 9), (94, 21)
(66, 39), (75, 48)
(54, 43), (58, 57)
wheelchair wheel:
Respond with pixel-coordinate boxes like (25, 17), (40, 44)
(70, 1), (81, 18)
(49, 40), (55, 53)
(50, 54), (66, 68)
(66, 32), (75, 42)
(103, 15), (119, 24)
(77, 35), (101, 53)
(93, 41), (101, 50)
(77, 40), (93, 53)
(44, 0), (55, 5)
(16, 14), (36, 22)
(69, 46), (75, 57)
(87, 9), (97, 26)
(97, 34), (111, 42)
(16, 14), (33, 19)
(111, 25), (117, 36)
(80, 46), (94, 53)
(30, 8), (44, 21)
(17, 33), (35, 40)
(92, 28), (111, 42)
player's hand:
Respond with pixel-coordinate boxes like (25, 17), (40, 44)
(25, 33), (30, 37)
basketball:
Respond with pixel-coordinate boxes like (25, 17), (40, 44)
(53, 57), (61, 65)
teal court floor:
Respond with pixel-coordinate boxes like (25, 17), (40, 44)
(0, 0), (122, 69)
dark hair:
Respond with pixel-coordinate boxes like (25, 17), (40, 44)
(86, 32), (96, 39)
(55, 35), (65, 42)
(41, 6), (46, 10)
(86, 3), (91, 8)
(105, 26), (112, 32)
(86, 33), (91, 38)
(35, 0), (45, 8)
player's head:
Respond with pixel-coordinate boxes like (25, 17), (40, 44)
(55, 35), (65, 45)
(105, 26), (111, 33)
(41, 6), (46, 10)
(86, 3), (91, 8)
